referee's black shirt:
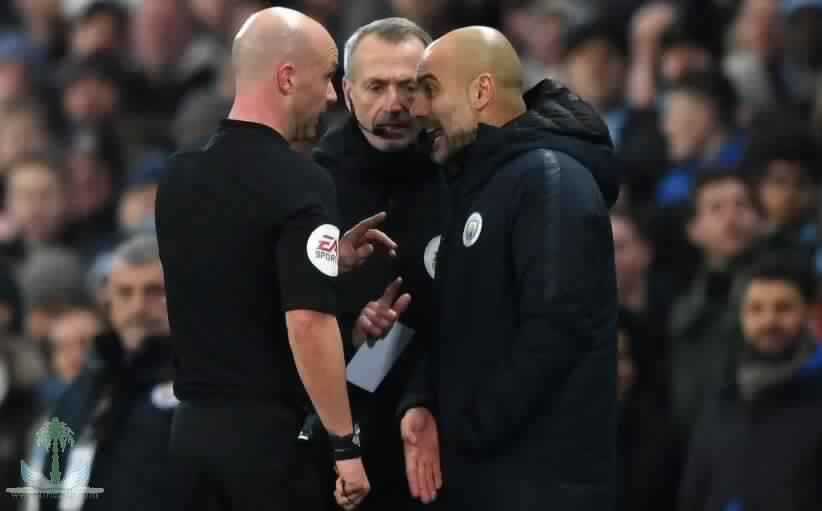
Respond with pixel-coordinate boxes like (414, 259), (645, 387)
(155, 119), (339, 412)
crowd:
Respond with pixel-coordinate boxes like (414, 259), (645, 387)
(0, 0), (821, 510)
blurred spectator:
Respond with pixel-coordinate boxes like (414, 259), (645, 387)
(67, 1), (130, 58)
(625, 1), (677, 108)
(171, 89), (231, 149)
(678, 255), (822, 511)
(18, 247), (88, 342)
(657, 21), (714, 89)
(657, 69), (745, 206)
(188, 0), (234, 39)
(617, 309), (682, 511)
(0, 260), (23, 337)
(59, 50), (124, 123)
(611, 210), (674, 362)
(563, 20), (629, 145)
(670, 168), (762, 438)
(503, 0), (583, 89)
(36, 306), (101, 408)
(13, 0), (67, 62)
(40, 234), (177, 511)
(0, 333), (46, 510)
(62, 121), (123, 258)
(0, 99), (51, 175)
(117, 151), (166, 237)
(724, 0), (783, 122)
(0, 31), (42, 105)
(129, 0), (222, 119)
(743, 113), (819, 257)
(780, 0), (822, 109)
(0, 154), (69, 265)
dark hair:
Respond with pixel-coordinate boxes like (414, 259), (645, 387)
(742, 111), (819, 184)
(76, 1), (129, 35)
(562, 19), (628, 58)
(343, 18), (432, 79)
(685, 166), (747, 222)
(743, 252), (816, 303)
(667, 68), (738, 128)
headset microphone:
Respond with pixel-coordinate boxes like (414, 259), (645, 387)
(348, 93), (391, 138)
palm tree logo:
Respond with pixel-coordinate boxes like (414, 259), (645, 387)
(36, 417), (75, 484)
(6, 416), (102, 498)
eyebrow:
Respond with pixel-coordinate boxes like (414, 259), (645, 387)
(417, 73), (437, 84)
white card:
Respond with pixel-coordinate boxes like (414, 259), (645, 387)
(346, 322), (415, 393)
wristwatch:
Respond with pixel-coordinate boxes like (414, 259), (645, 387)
(329, 423), (362, 461)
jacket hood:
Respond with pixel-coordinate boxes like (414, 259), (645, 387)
(451, 79), (622, 207)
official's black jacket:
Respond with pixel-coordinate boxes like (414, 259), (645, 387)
(41, 333), (179, 511)
(313, 116), (447, 509)
(404, 79), (622, 511)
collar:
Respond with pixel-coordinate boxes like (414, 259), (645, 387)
(219, 119), (289, 147)
(446, 112), (538, 196)
(336, 115), (437, 183)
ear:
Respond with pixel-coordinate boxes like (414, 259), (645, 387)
(276, 63), (296, 95)
(469, 74), (494, 110)
(342, 79), (353, 112)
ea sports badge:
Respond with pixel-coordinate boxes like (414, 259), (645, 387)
(462, 212), (483, 247)
(423, 235), (440, 279)
(306, 224), (340, 277)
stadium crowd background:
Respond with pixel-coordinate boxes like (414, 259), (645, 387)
(0, 0), (821, 509)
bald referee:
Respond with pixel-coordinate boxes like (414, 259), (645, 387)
(155, 8), (395, 511)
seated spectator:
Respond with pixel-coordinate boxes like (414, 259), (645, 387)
(62, 121), (123, 259)
(18, 248), (89, 343)
(743, 116), (819, 254)
(0, 31), (42, 105)
(657, 69), (745, 206)
(40, 235), (178, 511)
(0, 153), (70, 266)
(37, 307), (101, 408)
(67, 1), (129, 59)
(678, 254), (822, 511)
(117, 152), (166, 237)
(611, 209), (675, 371)
(59, 51), (125, 124)
(0, 99), (51, 176)
(563, 20), (630, 146)
(670, 168), (762, 438)
(0, 332), (47, 505)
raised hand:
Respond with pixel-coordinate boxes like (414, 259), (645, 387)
(352, 277), (412, 347)
(339, 212), (398, 272)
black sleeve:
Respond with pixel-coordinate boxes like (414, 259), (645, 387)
(276, 172), (340, 314)
(458, 151), (615, 453)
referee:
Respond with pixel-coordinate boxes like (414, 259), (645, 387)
(155, 8), (395, 511)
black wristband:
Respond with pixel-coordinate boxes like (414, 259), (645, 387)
(329, 423), (362, 461)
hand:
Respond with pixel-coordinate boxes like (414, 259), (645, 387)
(339, 212), (397, 273)
(401, 407), (442, 504)
(352, 277), (412, 347)
(334, 458), (370, 510)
